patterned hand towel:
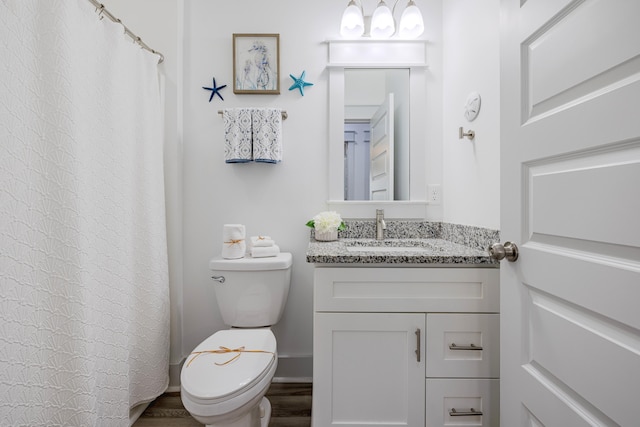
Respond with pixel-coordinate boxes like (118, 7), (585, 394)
(223, 108), (253, 163)
(252, 108), (283, 163)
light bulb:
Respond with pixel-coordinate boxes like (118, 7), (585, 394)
(398, 0), (424, 38)
(340, 0), (365, 38)
(370, 0), (395, 39)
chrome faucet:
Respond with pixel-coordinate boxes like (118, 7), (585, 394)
(375, 209), (386, 240)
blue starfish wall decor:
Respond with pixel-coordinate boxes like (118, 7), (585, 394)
(203, 77), (227, 102)
(288, 71), (313, 96)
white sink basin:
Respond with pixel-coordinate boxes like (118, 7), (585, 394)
(344, 239), (441, 253)
(346, 246), (432, 253)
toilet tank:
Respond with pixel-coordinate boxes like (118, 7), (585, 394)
(208, 253), (292, 327)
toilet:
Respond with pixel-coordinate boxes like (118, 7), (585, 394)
(180, 252), (293, 427)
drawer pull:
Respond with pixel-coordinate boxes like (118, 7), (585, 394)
(449, 343), (483, 351)
(415, 329), (421, 362)
(450, 408), (483, 417)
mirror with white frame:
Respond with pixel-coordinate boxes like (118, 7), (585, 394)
(327, 40), (428, 217)
(344, 68), (410, 201)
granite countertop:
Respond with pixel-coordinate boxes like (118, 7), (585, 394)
(305, 221), (500, 266)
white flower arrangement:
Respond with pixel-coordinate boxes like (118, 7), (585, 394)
(305, 211), (346, 234)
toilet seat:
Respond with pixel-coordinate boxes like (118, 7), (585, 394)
(181, 329), (277, 414)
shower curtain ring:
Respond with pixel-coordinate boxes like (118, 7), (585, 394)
(96, 4), (105, 19)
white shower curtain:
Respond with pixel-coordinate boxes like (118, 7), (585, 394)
(0, 1), (170, 425)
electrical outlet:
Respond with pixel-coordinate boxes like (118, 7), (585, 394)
(427, 184), (441, 204)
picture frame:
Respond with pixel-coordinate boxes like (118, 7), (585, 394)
(233, 33), (280, 94)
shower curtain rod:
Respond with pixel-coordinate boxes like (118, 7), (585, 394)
(86, 0), (165, 64)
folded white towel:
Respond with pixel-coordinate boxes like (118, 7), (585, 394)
(223, 224), (245, 241)
(250, 235), (274, 247)
(222, 224), (246, 259)
(252, 108), (283, 163)
(223, 108), (253, 163)
(251, 244), (280, 258)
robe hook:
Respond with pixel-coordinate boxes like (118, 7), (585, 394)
(459, 127), (475, 140)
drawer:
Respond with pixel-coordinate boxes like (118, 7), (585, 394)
(426, 313), (499, 378)
(426, 379), (499, 427)
(314, 267), (499, 313)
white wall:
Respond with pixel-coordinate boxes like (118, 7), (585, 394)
(442, 0), (501, 229)
(100, 0), (501, 385)
(180, 0), (339, 380)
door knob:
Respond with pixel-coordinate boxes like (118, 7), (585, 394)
(488, 242), (519, 262)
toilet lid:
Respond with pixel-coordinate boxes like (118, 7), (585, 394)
(181, 329), (276, 401)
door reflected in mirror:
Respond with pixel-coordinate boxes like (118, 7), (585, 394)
(343, 68), (410, 201)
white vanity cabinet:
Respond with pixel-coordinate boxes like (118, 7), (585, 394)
(312, 267), (500, 427)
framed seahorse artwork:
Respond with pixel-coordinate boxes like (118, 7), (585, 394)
(233, 33), (280, 94)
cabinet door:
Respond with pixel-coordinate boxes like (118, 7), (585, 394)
(313, 312), (425, 427)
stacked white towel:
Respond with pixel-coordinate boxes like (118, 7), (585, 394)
(223, 108), (253, 163)
(222, 224), (246, 259)
(250, 235), (275, 247)
(247, 234), (281, 258)
(252, 108), (283, 163)
(251, 245), (280, 258)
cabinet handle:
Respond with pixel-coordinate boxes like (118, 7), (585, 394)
(449, 408), (483, 416)
(449, 343), (483, 351)
(415, 329), (421, 362)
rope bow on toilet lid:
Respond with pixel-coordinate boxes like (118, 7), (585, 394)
(186, 346), (275, 367)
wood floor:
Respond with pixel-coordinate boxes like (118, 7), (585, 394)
(132, 383), (312, 427)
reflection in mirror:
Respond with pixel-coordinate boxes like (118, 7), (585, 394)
(343, 68), (410, 201)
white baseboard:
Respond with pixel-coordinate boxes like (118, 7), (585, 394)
(273, 354), (312, 382)
(168, 360), (183, 391)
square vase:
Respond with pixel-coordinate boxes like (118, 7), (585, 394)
(315, 230), (338, 241)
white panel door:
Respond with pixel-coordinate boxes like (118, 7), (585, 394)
(500, 0), (640, 426)
(369, 93), (394, 200)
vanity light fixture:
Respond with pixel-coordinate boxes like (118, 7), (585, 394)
(397, 0), (424, 38)
(340, 0), (365, 38)
(339, 0), (424, 39)
(370, 0), (395, 38)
